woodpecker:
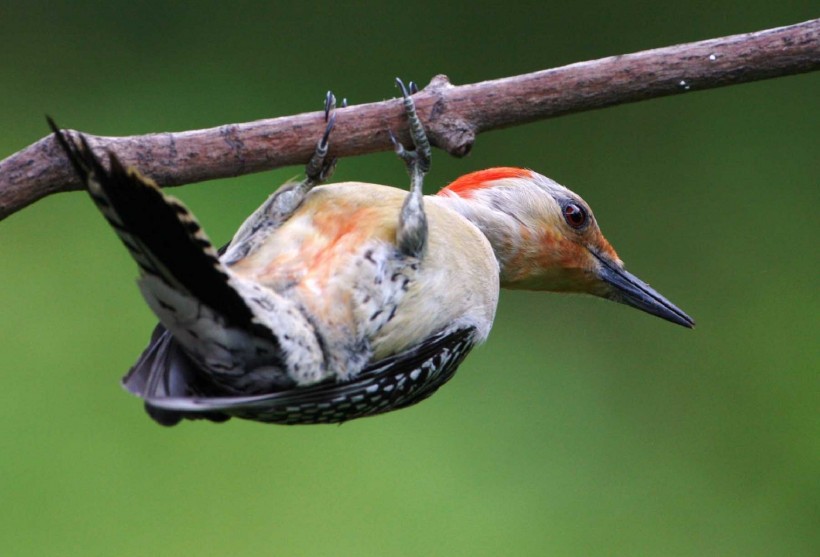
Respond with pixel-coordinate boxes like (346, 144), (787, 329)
(50, 81), (693, 426)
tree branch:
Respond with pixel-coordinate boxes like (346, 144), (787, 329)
(2, 19), (818, 222)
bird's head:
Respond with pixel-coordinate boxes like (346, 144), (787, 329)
(437, 167), (694, 327)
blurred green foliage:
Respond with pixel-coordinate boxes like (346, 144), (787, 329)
(1, 2), (817, 556)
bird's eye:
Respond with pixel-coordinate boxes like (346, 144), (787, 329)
(562, 203), (588, 229)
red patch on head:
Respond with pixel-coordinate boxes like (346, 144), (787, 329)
(438, 167), (532, 198)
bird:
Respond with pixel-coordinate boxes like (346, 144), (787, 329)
(49, 80), (693, 426)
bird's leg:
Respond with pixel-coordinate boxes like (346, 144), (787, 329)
(250, 92), (344, 219)
(269, 91), (346, 217)
(303, 91), (346, 189)
(391, 78), (430, 258)
(222, 92), (345, 263)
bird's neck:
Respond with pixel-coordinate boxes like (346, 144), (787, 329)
(432, 193), (534, 287)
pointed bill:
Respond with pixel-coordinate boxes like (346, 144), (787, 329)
(592, 251), (695, 328)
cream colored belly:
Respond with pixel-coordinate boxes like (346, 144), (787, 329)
(228, 182), (500, 375)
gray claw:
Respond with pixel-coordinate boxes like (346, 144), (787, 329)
(320, 112), (336, 149)
(324, 91), (336, 121)
(388, 129), (412, 165)
(395, 77), (410, 97)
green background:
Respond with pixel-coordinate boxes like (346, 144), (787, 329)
(1, 2), (817, 556)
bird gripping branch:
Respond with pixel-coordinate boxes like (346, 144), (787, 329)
(49, 80), (692, 426)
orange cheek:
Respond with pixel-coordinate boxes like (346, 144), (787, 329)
(590, 230), (620, 262)
(536, 232), (589, 271)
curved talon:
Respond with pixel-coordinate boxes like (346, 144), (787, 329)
(324, 91), (336, 121)
(388, 129), (409, 161)
(395, 77), (419, 97)
(320, 112), (336, 149)
(395, 77), (408, 97)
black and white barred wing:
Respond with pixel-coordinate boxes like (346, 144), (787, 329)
(142, 326), (478, 425)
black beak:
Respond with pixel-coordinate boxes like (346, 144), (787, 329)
(593, 251), (695, 328)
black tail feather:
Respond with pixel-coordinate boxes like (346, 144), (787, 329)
(124, 325), (231, 425)
(49, 119), (258, 330)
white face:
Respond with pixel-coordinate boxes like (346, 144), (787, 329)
(437, 168), (693, 327)
(465, 173), (618, 291)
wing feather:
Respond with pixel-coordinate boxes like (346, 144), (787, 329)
(133, 326), (477, 425)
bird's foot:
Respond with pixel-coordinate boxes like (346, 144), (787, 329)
(389, 78), (430, 179)
(304, 91), (347, 187)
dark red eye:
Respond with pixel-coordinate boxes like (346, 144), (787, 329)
(563, 203), (588, 229)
